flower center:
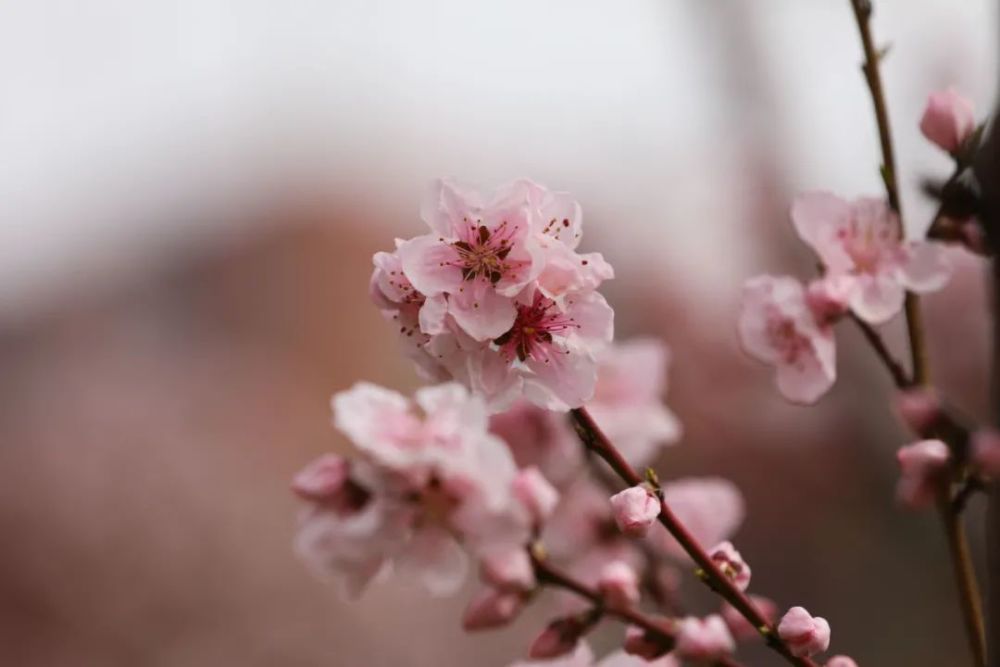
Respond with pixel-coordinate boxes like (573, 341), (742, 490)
(451, 220), (517, 284)
(493, 294), (578, 362)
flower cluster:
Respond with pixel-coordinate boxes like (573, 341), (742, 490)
(294, 382), (553, 597)
(371, 179), (615, 411)
(737, 90), (980, 404)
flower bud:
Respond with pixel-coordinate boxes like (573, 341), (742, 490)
(291, 454), (350, 501)
(528, 617), (590, 659)
(513, 467), (560, 523)
(892, 388), (941, 436)
(597, 560), (640, 608)
(920, 88), (976, 154)
(896, 439), (950, 510)
(972, 428), (1000, 476)
(623, 623), (673, 660)
(826, 657), (859, 667)
(674, 615), (735, 661)
(709, 541), (751, 591)
(610, 485), (660, 537)
(462, 587), (525, 631)
(480, 547), (536, 592)
(805, 276), (853, 325)
(777, 606), (831, 657)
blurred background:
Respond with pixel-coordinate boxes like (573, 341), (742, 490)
(0, 1), (997, 665)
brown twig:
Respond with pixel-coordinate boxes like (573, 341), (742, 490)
(847, 2), (986, 663)
(530, 546), (745, 667)
(570, 407), (819, 667)
(848, 313), (911, 387)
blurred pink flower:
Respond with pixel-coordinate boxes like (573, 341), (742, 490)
(512, 466), (561, 524)
(972, 428), (1000, 476)
(509, 642), (595, 667)
(792, 192), (950, 324)
(892, 387), (941, 436)
(777, 606), (831, 658)
(739, 275), (836, 404)
(654, 477), (745, 562)
(920, 88), (976, 154)
(462, 586), (526, 630)
(597, 560), (640, 608)
(610, 485), (661, 537)
(479, 545), (536, 593)
(825, 656), (859, 667)
(895, 439), (950, 510)
(586, 338), (682, 466)
(708, 540), (751, 591)
(673, 615), (736, 661)
(489, 399), (584, 486)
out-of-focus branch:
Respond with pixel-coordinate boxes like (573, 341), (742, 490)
(847, 3), (986, 663)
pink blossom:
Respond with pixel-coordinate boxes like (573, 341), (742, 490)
(490, 400), (584, 486)
(585, 338), (682, 466)
(673, 615), (736, 661)
(494, 288), (614, 411)
(462, 586), (526, 630)
(597, 560), (640, 607)
(825, 657), (859, 667)
(480, 546), (536, 592)
(777, 606), (831, 658)
(739, 275), (837, 404)
(920, 88), (976, 154)
(610, 485), (661, 537)
(972, 429), (1000, 476)
(512, 466), (561, 524)
(654, 477), (745, 562)
(805, 275), (854, 326)
(295, 382), (532, 597)
(291, 453), (351, 502)
(896, 439), (950, 509)
(721, 595), (777, 641)
(892, 387), (941, 436)
(399, 179), (544, 341)
(709, 541), (751, 591)
(792, 192), (950, 324)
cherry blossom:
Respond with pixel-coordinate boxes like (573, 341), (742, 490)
(920, 88), (976, 154)
(508, 642), (596, 667)
(297, 382), (532, 597)
(399, 179), (544, 341)
(791, 192), (950, 324)
(739, 274), (837, 404)
(489, 399), (584, 486)
(825, 656), (860, 667)
(777, 606), (831, 658)
(892, 387), (942, 435)
(585, 338), (682, 466)
(463, 587), (527, 630)
(597, 560), (641, 607)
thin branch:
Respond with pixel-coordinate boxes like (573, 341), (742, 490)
(570, 407), (820, 667)
(848, 313), (911, 387)
(847, 2), (986, 663)
(530, 548), (745, 667)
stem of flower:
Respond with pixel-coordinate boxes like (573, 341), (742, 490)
(569, 407), (819, 667)
(848, 313), (911, 387)
(529, 547), (745, 667)
(847, 2), (986, 662)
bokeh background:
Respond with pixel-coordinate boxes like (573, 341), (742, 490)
(1, 1), (997, 665)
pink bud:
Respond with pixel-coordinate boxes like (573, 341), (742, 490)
(623, 623), (672, 661)
(674, 615), (736, 661)
(972, 428), (1000, 476)
(920, 88), (976, 154)
(610, 485), (660, 537)
(528, 617), (587, 659)
(896, 439), (950, 509)
(805, 276), (853, 326)
(513, 467), (560, 523)
(777, 606), (831, 657)
(291, 454), (350, 501)
(597, 560), (640, 608)
(826, 657), (859, 667)
(892, 388), (941, 435)
(960, 220), (988, 256)
(709, 541), (752, 591)
(462, 587), (525, 631)
(720, 595), (777, 641)
(480, 547), (536, 592)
